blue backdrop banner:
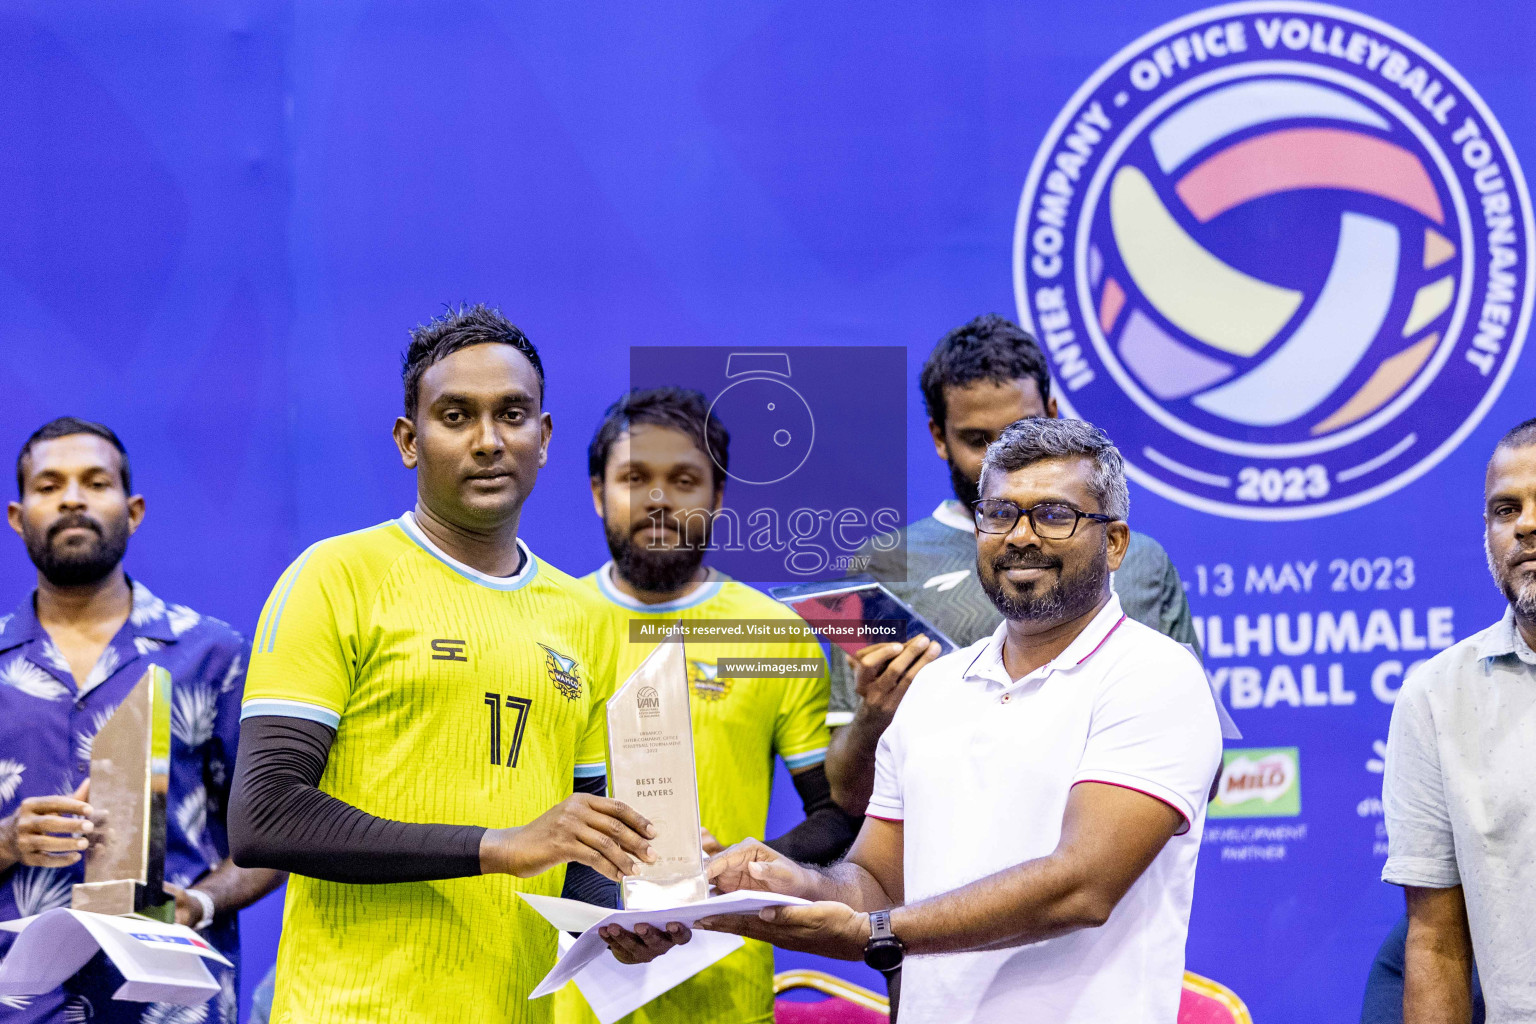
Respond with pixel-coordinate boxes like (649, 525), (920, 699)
(0, 2), (1530, 1021)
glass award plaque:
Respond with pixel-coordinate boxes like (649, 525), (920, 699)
(71, 665), (175, 920)
(606, 633), (708, 910)
(769, 577), (957, 658)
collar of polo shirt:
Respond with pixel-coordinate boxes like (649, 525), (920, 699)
(961, 594), (1129, 691)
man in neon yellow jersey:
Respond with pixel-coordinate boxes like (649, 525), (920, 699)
(231, 307), (675, 1024)
(554, 387), (860, 1024)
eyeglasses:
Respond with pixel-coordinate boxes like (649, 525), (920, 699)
(969, 499), (1118, 539)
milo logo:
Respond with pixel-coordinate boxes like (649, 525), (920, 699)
(1211, 746), (1302, 817)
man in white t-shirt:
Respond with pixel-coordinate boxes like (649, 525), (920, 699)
(695, 418), (1222, 1024)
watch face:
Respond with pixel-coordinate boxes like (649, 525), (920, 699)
(864, 939), (903, 973)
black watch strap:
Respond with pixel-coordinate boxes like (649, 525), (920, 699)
(863, 910), (905, 974)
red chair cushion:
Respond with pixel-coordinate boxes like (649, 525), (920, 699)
(776, 981), (1238, 1022)
(1179, 985), (1240, 1024)
(775, 997), (888, 1023)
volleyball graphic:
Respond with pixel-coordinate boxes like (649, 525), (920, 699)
(1016, 3), (1532, 519)
(1094, 78), (1453, 435)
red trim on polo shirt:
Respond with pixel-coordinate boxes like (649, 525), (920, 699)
(1070, 778), (1191, 835)
(1075, 614), (1127, 666)
(867, 814), (904, 823)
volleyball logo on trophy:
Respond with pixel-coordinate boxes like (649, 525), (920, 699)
(706, 353), (816, 486)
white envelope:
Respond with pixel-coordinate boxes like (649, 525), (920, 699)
(0, 909), (228, 1006)
(555, 927), (744, 1024)
(523, 890), (810, 1011)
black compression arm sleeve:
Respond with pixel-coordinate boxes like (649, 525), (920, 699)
(229, 715), (485, 883)
(764, 764), (861, 865)
(560, 775), (620, 908)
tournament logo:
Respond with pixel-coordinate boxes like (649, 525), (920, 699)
(538, 644), (582, 701)
(688, 659), (732, 701)
(1015, 3), (1533, 519)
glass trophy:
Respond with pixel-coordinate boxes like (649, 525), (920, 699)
(606, 633), (709, 910)
(71, 665), (175, 921)
(770, 577), (957, 658)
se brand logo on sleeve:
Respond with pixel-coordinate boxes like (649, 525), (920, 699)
(689, 659), (732, 701)
(430, 638), (468, 662)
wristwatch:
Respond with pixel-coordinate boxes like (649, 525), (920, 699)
(862, 910), (905, 974)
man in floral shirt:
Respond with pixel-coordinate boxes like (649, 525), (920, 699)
(0, 417), (282, 1024)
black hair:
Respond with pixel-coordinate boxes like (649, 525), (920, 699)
(982, 417), (1129, 519)
(1496, 416), (1536, 453)
(919, 314), (1053, 432)
(401, 303), (545, 420)
(16, 416), (132, 495)
(588, 387), (729, 489)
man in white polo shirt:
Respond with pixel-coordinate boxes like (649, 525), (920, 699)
(696, 417), (1222, 1023)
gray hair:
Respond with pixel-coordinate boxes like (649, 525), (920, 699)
(980, 418), (1130, 519)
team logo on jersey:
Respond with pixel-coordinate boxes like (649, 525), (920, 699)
(1015, 3), (1532, 519)
(538, 644), (582, 701)
(688, 659), (732, 701)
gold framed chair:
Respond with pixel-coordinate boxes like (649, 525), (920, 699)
(770, 967), (1250, 1022)
(773, 969), (889, 1022)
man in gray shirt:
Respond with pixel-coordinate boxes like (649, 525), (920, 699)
(824, 315), (1198, 814)
(1383, 416), (1536, 1023)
